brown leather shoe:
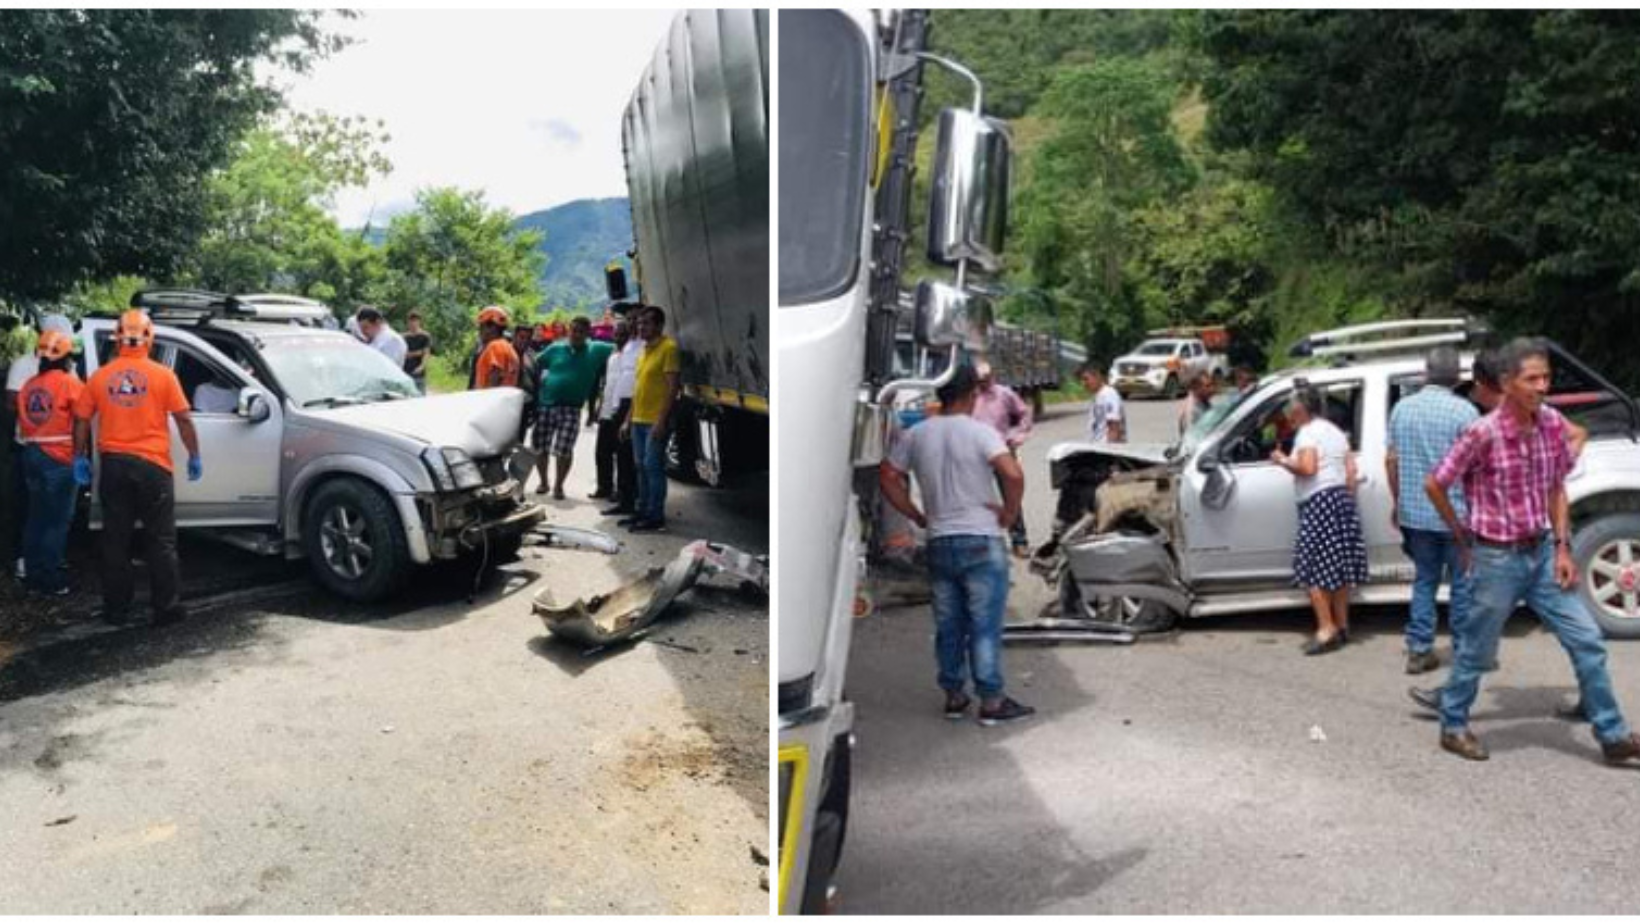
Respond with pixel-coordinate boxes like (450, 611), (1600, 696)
(1441, 730), (1489, 761)
(1600, 733), (1640, 766)
(1405, 649), (1440, 675)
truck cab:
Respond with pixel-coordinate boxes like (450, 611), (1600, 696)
(77, 290), (544, 601)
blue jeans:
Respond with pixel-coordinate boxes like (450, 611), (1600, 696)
(1441, 539), (1631, 745)
(630, 423), (667, 523)
(20, 444), (76, 593)
(1402, 527), (1472, 656)
(927, 535), (1011, 699)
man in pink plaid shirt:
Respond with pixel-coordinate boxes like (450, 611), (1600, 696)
(1424, 338), (1640, 764)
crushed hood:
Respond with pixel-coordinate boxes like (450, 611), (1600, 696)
(308, 389), (526, 458)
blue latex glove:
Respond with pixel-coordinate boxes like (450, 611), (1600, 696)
(73, 457), (93, 486)
(187, 456), (203, 482)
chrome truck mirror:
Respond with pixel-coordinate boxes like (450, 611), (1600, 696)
(926, 107), (1010, 273)
(913, 279), (991, 351)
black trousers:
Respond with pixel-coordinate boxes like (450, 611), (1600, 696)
(594, 399), (635, 507)
(0, 403), (22, 568)
(99, 453), (181, 616)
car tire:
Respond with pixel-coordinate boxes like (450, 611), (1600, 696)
(1162, 374), (1180, 400)
(302, 478), (412, 603)
(1060, 574), (1177, 634)
(1572, 513), (1640, 639)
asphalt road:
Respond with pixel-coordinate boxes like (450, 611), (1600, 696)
(0, 429), (769, 914)
(838, 395), (1640, 914)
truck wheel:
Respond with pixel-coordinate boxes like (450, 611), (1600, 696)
(1162, 374), (1180, 400)
(302, 478), (413, 602)
(664, 416), (705, 485)
(800, 733), (852, 914)
(1062, 576), (1176, 634)
(1572, 513), (1640, 639)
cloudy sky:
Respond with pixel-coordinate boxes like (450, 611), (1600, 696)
(267, 9), (679, 228)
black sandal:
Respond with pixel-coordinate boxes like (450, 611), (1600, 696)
(1303, 634), (1345, 656)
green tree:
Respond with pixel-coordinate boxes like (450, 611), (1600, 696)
(381, 187), (545, 365)
(1016, 58), (1196, 360)
(0, 10), (347, 302)
(1196, 10), (1640, 389)
(189, 111), (391, 310)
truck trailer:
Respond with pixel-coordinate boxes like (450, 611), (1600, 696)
(621, 8), (769, 486)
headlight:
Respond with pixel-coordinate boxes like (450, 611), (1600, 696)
(422, 447), (484, 491)
(777, 744), (809, 911)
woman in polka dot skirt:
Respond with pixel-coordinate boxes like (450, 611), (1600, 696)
(1271, 385), (1369, 655)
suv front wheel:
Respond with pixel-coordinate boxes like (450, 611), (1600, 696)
(302, 478), (413, 602)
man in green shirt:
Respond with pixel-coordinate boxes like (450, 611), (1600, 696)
(533, 317), (613, 500)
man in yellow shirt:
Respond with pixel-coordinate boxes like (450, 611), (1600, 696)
(621, 306), (681, 532)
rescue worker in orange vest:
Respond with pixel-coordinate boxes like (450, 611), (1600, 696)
(16, 330), (85, 597)
(72, 310), (202, 627)
(471, 305), (521, 390)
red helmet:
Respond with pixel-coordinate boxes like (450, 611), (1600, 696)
(36, 329), (74, 362)
(116, 310), (154, 352)
(477, 306), (510, 329)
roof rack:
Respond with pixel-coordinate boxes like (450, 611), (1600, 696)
(1289, 318), (1488, 360)
(129, 289), (332, 325)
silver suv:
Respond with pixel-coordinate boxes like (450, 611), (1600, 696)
(77, 291), (544, 602)
(1037, 321), (1640, 639)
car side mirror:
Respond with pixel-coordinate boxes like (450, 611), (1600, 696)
(926, 107), (1010, 272)
(1196, 454), (1220, 474)
(1202, 463), (1236, 510)
(239, 389), (271, 424)
(913, 280), (992, 352)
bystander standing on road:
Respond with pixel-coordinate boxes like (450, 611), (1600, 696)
(3, 313), (73, 582)
(1272, 385), (1368, 656)
(1424, 338), (1640, 764)
(513, 323), (542, 451)
(15, 330), (83, 597)
(1177, 370), (1218, 439)
(1079, 361), (1126, 443)
(71, 311), (202, 627)
(972, 360), (1034, 557)
(879, 364), (1033, 726)
(622, 306), (680, 533)
(356, 307), (407, 367)
(1386, 346), (1478, 675)
(591, 319), (639, 514)
(471, 306), (520, 390)
(402, 311), (432, 394)
(532, 317), (612, 500)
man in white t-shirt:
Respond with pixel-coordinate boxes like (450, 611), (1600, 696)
(1079, 362), (1126, 443)
(879, 364), (1035, 727)
(355, 307), (407, 367)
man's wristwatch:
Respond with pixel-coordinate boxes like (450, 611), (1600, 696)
(1555, 535), (1571, 550)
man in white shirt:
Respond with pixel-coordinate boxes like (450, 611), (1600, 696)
(592, 320), (643, 515)
(355, 307), (407, 367)
(1079, 361), (1126, 443)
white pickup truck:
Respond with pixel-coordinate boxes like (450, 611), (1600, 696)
(1111, 336), (1229, 399)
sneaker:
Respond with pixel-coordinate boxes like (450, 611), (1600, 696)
(12, 558), (23, 580)
(628, 519), (668, 534)
(943, 691), (971, 720)
(977, 697), (1036, 727)
(588, 489), (612, 500)
(1556, 699), (1590, 723)
(1440, 729), (1489, 761)
(1600, 732), (1640, 766)
(603, 505), (637, 518)
(615, 515), (641, 527)
(1405, 649), (1440, 675)
(552, 488), (566, 501)
(26, 585), (70, 598)
(1408, 685), (1443, 713)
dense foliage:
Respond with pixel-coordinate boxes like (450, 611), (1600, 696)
(929, 9), (1640, 390)
(0, 10), (343, 301)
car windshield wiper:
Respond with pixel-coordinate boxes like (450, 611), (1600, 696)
(301, 395), (367, 408)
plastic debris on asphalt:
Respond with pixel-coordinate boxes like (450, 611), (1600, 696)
(1309, 724), (1327, 743)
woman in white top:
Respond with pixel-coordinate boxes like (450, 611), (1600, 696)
(1271, 385), (1368, 655)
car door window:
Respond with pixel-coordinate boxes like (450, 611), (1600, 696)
(1545, 345), (1634, 435)
(162, 339), (242, 415)
(1221, 380), (1364, 465)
